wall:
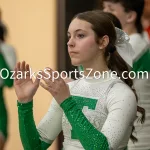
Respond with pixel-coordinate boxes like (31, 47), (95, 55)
(0, 0), (58, 149)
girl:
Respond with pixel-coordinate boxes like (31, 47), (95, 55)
(103, 1), (150, 149)
(14, 11), (144, 150)
(0, 24), (16, 149)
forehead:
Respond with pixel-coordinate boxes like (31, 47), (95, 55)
(68, 18), (92, 33)
(104, 1), (124, 9)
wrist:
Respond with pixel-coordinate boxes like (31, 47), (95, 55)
(57, 95), (71, 105)
(17, 100), (33, 110)
(17, 97), (33, 104)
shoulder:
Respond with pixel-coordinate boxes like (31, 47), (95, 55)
(1, 42), (16, 51)
(107, 82), (136, 100)
(1, 42), (16, 56)
(129, 33), (145, 43)
(106, 82), (137, 110)
(0, 42), (17, 70)
(129, 33), (148, 56)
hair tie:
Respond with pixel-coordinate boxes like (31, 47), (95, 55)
(114, 27), (135, 67)
(109, 45), (116, 53)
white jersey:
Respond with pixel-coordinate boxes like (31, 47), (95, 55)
(129, 33), (149, 60)
(128, 33), (150, 150)
(37, 73), (137, 150)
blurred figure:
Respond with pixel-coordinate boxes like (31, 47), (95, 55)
(0, 9), (7, 39)
(102, 0), (148, 55)
(0, 18), (17, 149)
(142, 0), (150, 42)
(102, 0), (150, 149)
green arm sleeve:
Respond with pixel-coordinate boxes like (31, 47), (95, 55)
(0, 53), (13, 87)
(60, 96), (109, 150)
(17, 101), (51, 150)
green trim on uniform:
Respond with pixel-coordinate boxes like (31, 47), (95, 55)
(17, 101), (51, 150)
(60, 96), (109, 150)
(0, 87), (8, 139)
(132, 47), (150, 74)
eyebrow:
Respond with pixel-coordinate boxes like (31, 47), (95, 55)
(67, 29), (86, 34)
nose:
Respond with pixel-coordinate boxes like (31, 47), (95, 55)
(67, 38), (75, 48)
(103, 7), (109, 13)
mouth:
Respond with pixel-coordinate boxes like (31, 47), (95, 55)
(69, 51), (78, 57)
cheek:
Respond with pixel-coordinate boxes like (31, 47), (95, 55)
(79, 38), (97, 52)
(78, 38), (99, 58)
(112, 11), (125, 26)
(112, 11), (121, 20)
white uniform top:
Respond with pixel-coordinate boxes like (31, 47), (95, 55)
(128, 34), (150, 150)
(0, 42), (17, 87)
(37, 73), (137, 150)
(129, 33), (149, 60)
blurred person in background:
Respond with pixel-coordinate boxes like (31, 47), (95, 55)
(142, 0), (150, 43)
(0, 9), (7, 39)
(0, 10), (17, 149)
(102, 0), (150, 149)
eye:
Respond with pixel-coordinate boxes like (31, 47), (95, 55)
(77, 34), (85, 39)
(109, 7), (114, 12)
(67, 35), (71, 41)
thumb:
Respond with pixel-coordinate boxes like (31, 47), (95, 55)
(61, 72), (67, 78)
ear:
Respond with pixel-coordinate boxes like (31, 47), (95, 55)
(98, 35), (109, 50)
(126, 11), (137, 23)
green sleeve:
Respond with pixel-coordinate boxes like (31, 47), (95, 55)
(60, 96), (109, 150)
(132, 47), (150, 73)
(17, 101), (50, 150)
(0, 53), (13, 87)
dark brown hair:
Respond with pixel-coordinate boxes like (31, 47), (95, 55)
(72, 10), (145, 142)
(0, 23), (7, 42)
(104, 12), (122, 29)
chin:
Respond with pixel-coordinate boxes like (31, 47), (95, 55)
(71, 59), (81, 66)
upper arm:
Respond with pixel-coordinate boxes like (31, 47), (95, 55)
(37, 98), (63, 144)
(101, 83), (137, 149)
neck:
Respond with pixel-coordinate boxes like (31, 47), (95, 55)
(82, 62), (109, 77)
(123, 24), (138, 35)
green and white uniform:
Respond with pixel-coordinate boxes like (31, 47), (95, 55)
(0, 42), (16, 140)
(128, 33), (150, 150)
(17, 72), (137, 150)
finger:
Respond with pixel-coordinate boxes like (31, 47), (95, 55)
(45, 68), (55, 79)
(41, 76), (54, 87)
(34, 75), (40, 87)
(61, 72), (67, 78)
(40, 82), (55, 96)
(40, 82), (49, 91)
(44, 68), (60, 82)
(41, 70), (50, 79)
(26, 64), (30, 72)
(14, 67), (18, 81)
(21, 61), (26, 72)
(25, 64), (30, 77)
(21, 61), (26, 77)
(15, 62), (21, 80)
(17, 62), (21, 71)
